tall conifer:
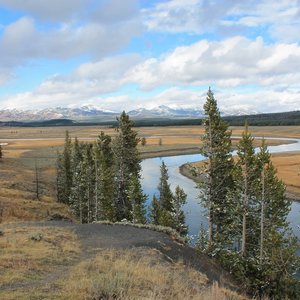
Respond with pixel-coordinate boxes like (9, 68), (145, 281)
(199, 88), (234, 243)
(57, 130), (72, 204)
(113, 111), (141, 221)
(94, 132), (116, 221)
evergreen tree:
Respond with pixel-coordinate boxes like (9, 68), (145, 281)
(150, 195), (160, 225)
(199, 88), (234, 243)
(113, 111), (141, 221)
(155, 162), (187, 234)
(71, 137), (82, 172)
(236, 124), (260, 256)
(94, 132), (116, 221)
(0, 145), (3, 159)
(221, 135), (300, 298)
(158, 161), (173, 212)
(69, 159), (85, 223)
(157, 161), (174, 227)
(128, 175), (147, 224)
(57, 131), (73, 204)
(82, 144), (95, 223)
(173, 185), (188, 236)
(254, 140), (300, 298)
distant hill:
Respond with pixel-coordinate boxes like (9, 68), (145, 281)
(1, 109), (300, 127)
(0, 104), (257, 122)
(223, 110), (300, 126)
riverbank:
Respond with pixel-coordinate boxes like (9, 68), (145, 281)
(179, 156), (300, 202)
(141, 147), (200, 159)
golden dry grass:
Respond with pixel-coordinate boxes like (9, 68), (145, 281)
(59, 248), (247, 300)
(0, 226), (80, 289)
(0, 154), (73, 223)
(1, 124), (300, 139)
(0, 124), (299, 225)
(271, 152), (300, 199)
(0, 246), (248, 300)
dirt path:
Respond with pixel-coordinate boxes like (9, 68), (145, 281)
(1, 221), (236, 292)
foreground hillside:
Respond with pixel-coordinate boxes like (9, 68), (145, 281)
(0, 222), (247, 299)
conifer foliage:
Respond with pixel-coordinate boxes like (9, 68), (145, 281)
(57, 112), (145, 223)
(56, 112), (187, 236)
(150, 161), (188, 236)
(198, 88), (300, 299)
(199, 88), (234, 244)
(113, 111), (141, 221)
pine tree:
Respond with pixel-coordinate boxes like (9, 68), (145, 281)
(94, 132), (116, 222)
(158, 161), (173, 212)
(150, 195), (160, 225)
(69, 159), (85, 223)
(57, 131), (73, 204)
(254, 140), (300, 298)
(173, 185), (188, 236)
(199, 88), (234, 244)
(113, 111), (141, 221)
(128, 175), (147, 224)
(68, 137), (84, 222)
(236, 124), (260, 256)
(155, 162), (187, 234)
(82, 144), (95, 223)
(157, 161), (174, 227)
(224, 135), (300, 298)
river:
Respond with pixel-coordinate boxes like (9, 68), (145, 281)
(141, 138), (300, 243)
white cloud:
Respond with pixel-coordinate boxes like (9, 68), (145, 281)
(143, 0), (300, 42)
(2, 35), (300, 112)
(0, 0), (87, 22)
(75, 54), (142, 79)
(0, 53), (142, 109)
(0, 1), (142, 70)
(123, 36), (300, 89)
(143, 0), (239, 34)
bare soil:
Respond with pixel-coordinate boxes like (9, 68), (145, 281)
(0, 221), (237, 292)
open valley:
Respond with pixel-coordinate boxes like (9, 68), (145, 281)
(1, 124), (300, 299)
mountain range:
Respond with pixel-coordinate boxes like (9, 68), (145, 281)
(0, 105), (258, 121)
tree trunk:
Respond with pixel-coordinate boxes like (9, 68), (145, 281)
(95, 160), (98, 221)
(241, 164), (248, 257)
(260, 166), (265, 266)
(208, 115), (213, 242)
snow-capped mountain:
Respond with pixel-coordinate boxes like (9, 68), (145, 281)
(0, 106), (118, 121)
(128, 105), (204, 118)
(0, 105), (258, 121)
(220, 106), (259, 116)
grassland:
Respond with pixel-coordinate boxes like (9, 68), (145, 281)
(0, 228), (247, 300)
(0, 124), (297, 299)
(1, 125), (300, 204)
(0, 225), (80, 298)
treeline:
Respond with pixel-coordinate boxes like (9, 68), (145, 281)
(224, 110), (300, 126)
(2, 110), (300, 127)
(198, 88), (300, 298)
(56, 111), (187, 235)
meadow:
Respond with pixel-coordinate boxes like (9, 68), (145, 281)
(0, 124), (299, 299)
(1, 124), (299, 206)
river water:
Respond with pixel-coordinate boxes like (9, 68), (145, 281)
(141, 138), (300, 243)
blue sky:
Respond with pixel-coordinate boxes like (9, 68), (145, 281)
(0, 0), (300, 113)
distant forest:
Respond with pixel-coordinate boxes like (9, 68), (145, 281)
(1, 110), (300, 127)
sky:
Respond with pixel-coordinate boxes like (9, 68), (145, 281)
(0, 0), (300, 113)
